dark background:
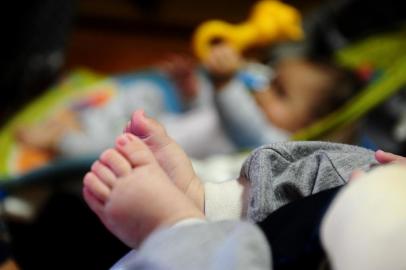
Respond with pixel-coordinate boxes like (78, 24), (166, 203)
(1, 0), (405, 268)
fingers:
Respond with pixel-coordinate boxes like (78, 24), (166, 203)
(158, 54), (196, 77)
(203, 43), (242, 76)
(375, 150), (406, 165)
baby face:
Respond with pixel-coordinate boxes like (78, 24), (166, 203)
(253, 58), (335, 132)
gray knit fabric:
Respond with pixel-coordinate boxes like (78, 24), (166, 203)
(111, 221), (271, 270)
(241, 141), (377, 222)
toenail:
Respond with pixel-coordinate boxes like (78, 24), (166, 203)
(117, 136), (128, 146)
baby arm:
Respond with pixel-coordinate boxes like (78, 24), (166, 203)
(214, 78), (289, 149)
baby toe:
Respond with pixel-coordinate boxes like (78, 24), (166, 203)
(83, 172), (111, 203)
(129, 111), (171, 149)
(100, 148), (132, 177)
(115, 133), (157, 168)
(83, 186), (104, 217)
(91, 160), (117, 188)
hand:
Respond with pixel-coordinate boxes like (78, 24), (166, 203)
(158, 54), (199, 101)
(203, 43), (243, 80)
(350, 150), (406, 182)
(375, 150), (406, 165)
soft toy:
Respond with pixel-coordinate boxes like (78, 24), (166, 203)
(193, 0), (303, 61)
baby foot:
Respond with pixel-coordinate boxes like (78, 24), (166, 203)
(124, 110), (204, 212)
(83, 133), (204, 248)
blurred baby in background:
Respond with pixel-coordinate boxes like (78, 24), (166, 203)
(173, 41), (361, 149)
(16, 41), (360, 163)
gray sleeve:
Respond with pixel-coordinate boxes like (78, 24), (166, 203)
(111, 221), (272, 270)
(215, 79), (288, 149)
(241, 141), (377, 222)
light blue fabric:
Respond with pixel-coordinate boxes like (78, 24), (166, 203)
(215, 78), (289, 149)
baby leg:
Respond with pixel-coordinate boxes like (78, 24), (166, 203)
(83, 133), (204, 248)
(124, 110), (204, 211)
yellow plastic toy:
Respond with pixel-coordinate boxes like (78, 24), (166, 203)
(193, 0), (303, 61)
